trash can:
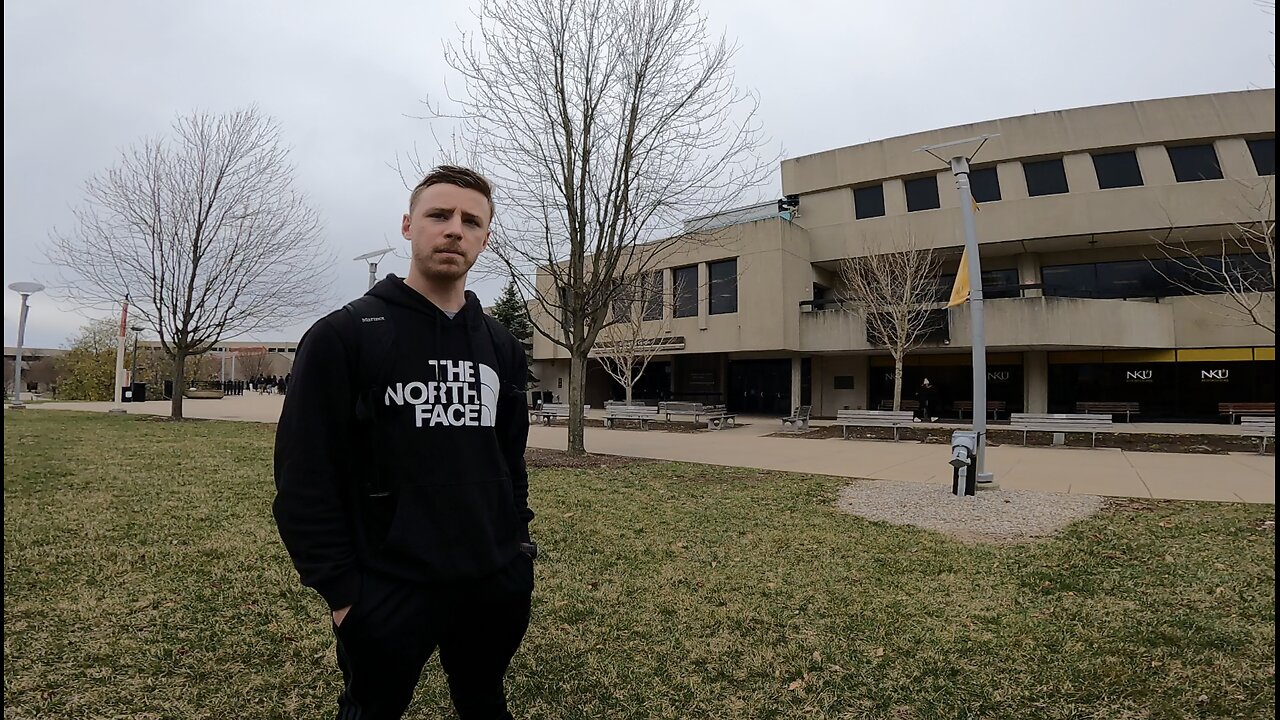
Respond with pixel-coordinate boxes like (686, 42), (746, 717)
(132, 382), (147, 403)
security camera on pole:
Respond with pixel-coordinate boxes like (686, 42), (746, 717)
(919, 135), (999, 490)
(108, 295), (130, 415)
(354, 248), (393, 290)
(8, 281), (44, 409)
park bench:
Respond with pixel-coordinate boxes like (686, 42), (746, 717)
(1008, 413), (1114, 448)
(877, 399), (919, 412)
(781, 405), (811, 432)
(659, 401), (727, 422)
(1076, 401), (1141, 422)
(603, 405), (661, 430)
(1240, 416), (1275, 455)
(530, 403), (589, 425)
(183, 388), (224, 399)
(835, 409), (916, 441)
(1219, 402), (1275, 424)
(954, 400), (1007, 421)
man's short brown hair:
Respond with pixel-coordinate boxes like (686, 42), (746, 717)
(409, 165), (495, 222)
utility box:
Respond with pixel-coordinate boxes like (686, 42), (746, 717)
(950, 430), (978, 496)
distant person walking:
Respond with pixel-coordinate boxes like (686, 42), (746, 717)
(914, 378), (939, 423)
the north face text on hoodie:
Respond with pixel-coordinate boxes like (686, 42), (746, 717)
(383, 359), (500, 428)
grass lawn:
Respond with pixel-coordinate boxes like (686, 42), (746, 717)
(3, 411), (1275, 719)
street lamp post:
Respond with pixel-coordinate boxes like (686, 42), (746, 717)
(129, 325), (145, 400)
(8, 282), (45, 409)
(354, 248), (393, 290)
(919, 135), (999, 488)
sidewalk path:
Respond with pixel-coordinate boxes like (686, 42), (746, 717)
(21, 398), (1274, 504)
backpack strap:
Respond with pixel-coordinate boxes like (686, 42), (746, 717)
(341, 295), (397, 425)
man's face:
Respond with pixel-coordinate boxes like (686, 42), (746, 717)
(402, 183), (491, 282)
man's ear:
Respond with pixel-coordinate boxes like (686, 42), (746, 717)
(480, 228), (491, 252)
(401, 213), (411, 241)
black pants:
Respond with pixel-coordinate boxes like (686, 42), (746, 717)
(333, 555), (534, 720)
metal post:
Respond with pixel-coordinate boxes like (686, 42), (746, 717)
(355, 249), (392, 291)
(951, 157), (992, 485)
(129, 328), (141, 392)
(368, 261), (378, 291)
(8, 282), (44, 409)
(11, 294), (31, 408)
(109, 297), (129, 415)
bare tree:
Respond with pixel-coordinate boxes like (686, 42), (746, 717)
(592, 273), (674, 404)
(838, 235), (945, 412)
(44, 106), (334, 419)
(435, 0), (772, 453)
(1157, 180), (1275, 336)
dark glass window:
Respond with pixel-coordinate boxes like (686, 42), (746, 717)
(1247, 138), (1275, 176)
(905, 176), (940, 212)
(853, 184), (885, 219)
(1095, 260), (1169, 298)
(1023, 158), (1069, 196)
(1167, 144), (1222, 182)
(1042, 264), (1097, 297)
(1091, 151), (1144, 189)
(708, 259), (738, 315)
(983, 269), (1021, 299)
(936, 269), (1021, 301)
(969, 167), (1001, 203)
(673, 265), (698, 318)
(642, 271), (663, 321)
(610, 284), (632, 322)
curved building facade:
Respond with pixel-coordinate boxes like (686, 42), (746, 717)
(531, 89), (1275, 420)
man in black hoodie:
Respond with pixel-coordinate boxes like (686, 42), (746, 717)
(274, 166), (534, 719)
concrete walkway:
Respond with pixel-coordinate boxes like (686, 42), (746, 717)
(19, 396), (1275, 504)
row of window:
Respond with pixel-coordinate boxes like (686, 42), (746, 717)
(1041, 255), (1274, 299)
(611, 259), (740, 322)
(852, 137), (1275, 219)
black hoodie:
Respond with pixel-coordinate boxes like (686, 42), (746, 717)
(273, 277), (533, 610)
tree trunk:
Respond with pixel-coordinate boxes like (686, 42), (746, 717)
(892, 355), (904, 413)
(567, 350), (587, 454)
(170, 350), (187, 420)
(624, 364), (633, 405)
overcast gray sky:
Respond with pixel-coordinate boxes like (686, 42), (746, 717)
(4, 0), (1274, 349)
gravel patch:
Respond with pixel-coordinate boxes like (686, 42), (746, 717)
(835, 480), (1105, 543)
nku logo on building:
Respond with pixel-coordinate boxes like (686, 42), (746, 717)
(1125, 370), (1154, 382)
(1200, 369), (1230, 382)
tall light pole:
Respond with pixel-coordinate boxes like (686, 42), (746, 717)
(8, 282), (44, 409)
(354, 248), (393, 290)
(919, 134), (999, 487)
(129, 324), (145, 399)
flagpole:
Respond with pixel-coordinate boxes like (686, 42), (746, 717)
(108, 295), (130, 415)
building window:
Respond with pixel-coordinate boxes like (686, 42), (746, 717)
(935, 269), (1021, 302)
(853, 184), (885, 219)
(1042, 263), (1097, 297)
(1091, 150), (1144, 189)
(708, 259), (738, 315)
(904, 176), (940, 212)
(833, 375), (856, 390)
(969, 167), (1001, 203)
(673, 265), (698, 318)
(610, 281), (632, 323)
(642, 271), (663, 321)
(1023, 158), (1069, 196)
(1167, 144), (1222, 182)
(1247, 138), (1275, 176)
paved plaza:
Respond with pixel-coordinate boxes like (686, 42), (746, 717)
(20, 394), (1275, 504)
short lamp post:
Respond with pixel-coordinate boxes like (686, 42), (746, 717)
(129, 325), (145, 396)
(8, 282), (45, 409)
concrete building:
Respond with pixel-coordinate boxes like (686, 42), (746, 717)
(530, 89), (1276, 421)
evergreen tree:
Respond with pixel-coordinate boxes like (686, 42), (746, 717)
(490, 281), (533, 341)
